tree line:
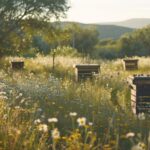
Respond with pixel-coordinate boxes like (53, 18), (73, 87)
(0, 0), (150, 59)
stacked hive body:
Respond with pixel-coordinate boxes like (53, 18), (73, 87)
(11, 61), (24, 70)
(123, 59), (138, 70)
(74, 64), (100, 81)
(128, 75), (150, 114)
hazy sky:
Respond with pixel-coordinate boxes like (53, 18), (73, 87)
(64, 0), (150, 23)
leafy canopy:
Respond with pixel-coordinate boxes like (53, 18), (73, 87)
(0, 0), (69, 56)
(0, 0), (69, 21)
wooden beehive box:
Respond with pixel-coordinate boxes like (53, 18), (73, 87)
(123, 59), (139, 70)
(128, 75), (150, 114)
(74, 64), (100, 81)
(11, 61), (24, 70)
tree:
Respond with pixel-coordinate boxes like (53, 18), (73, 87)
(63, 24), (99, 55)
(0, 0), (69, 56)
(119, 26), (150, 57)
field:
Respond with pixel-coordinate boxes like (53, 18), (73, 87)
(0, 56), (150, 150)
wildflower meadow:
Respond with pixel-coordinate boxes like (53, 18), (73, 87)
(0, 56), (150, 150)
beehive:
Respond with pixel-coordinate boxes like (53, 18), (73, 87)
(128, 75), (150, 114)
(74, 64), (100, 81)
(123, 59), (138, 70)
(11, 61), (24, 70)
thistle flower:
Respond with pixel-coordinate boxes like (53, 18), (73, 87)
(77, 117), (86, 127)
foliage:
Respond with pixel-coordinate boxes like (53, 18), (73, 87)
(119, 26), (150, 57)
(32, 35), (50, 54)
(50, 46), (79, 57)
(95, 26), (150, 59)
(0, 0), (69, 56)
(60, 22), (134, 40)
(62, 23), (99, 55)
(94, 39), (120, 59)
(0, 56), (150, 149)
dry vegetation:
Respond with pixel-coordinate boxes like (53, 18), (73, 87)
(0, 56), (150, 150)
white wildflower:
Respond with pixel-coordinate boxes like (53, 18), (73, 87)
(0, 91), (6, 95)
(41, 115), (45, 118)
(9, 90), (13, 94)
(38, 124), (48, 133)
(0, 96), (8, 100)
(52, 102), (55, 105)
(3, 114), (8, 120)
(20, 98), (25, 104)
(138, 113), (145, 120)
(37, 108), (42, 112)
(16, 96), (20, 99)
(34, 119), (41, 124)
(51, 128), (60, 139)
(48, 118), (58, 123)
(15, 106), (21, 109)
(88, 122), (93, 126)
(126, 132), (135, 138)
(77, 117), (86, 127)
(131, 142), (146, 150)
(69, 112), (77, 117)
(19, 93), (23, 97)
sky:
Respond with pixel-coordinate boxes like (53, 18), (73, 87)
(63, 0), (150, 23)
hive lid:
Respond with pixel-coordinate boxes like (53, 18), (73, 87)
(11, 61), (24, 62)
(123, 59), (139, 62)
(73, 64), (100, 68)
(128, 75), (150, 85)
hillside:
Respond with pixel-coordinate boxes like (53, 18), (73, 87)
(94, 24), (134, 39)
(57, 22), (134, 40)
(102, 18), (150, 29)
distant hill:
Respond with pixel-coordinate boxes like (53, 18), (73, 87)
(58, 22), (134, 40)
(101, 18), (150, 29)
(93, 24), (133, 39)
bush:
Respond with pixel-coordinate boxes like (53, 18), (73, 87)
(50, 46), (80, 57)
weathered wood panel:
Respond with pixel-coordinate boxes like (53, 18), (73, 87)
(123, 59), (138, 70)
(74, 64), (100, 81)
(128, 75), (150, 114)
(11, 61), (24, 70)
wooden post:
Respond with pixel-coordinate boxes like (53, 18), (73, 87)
(128, 75), (150, 114)
(52, 50), (56, 71)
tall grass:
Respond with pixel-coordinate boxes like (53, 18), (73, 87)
(0, 56), (150, 150)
